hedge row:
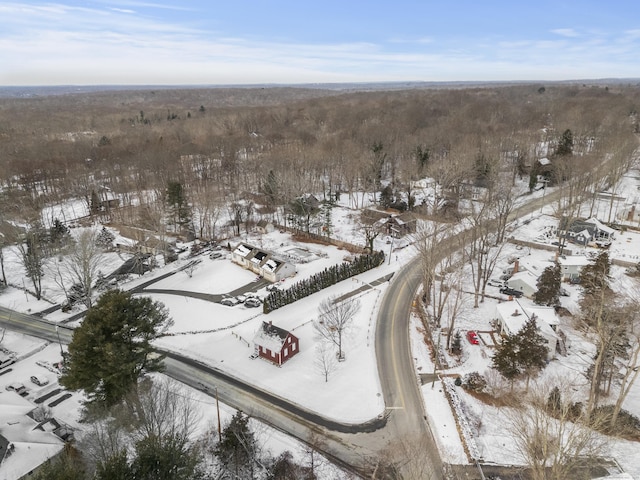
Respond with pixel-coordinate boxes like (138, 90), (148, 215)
(263, 251), (385, 313)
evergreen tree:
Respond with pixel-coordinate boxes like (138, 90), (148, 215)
(451, 330), (462, 355)
(261, 169), (279, 207)
(50, 218), (71, 250)
(516, 316), (550, 387)
(492, 317), (549, 389)
(491, 333), (522, 387)
(31, 446), (85, 480)
(215, 411), (258, 479)
(528, 167), (538, 193)
(165, 181), (191, 232)
(547, 385), (562, 416)
(95, 451), (132, 480)
(414, 144), (430, 174)
(95, 226), (116, 250)
(60, 290), (172, 407)
(580, 251), (611, 297)
(90, 190), (101, 213)
(379, 185), (393, 209)
(131, 433), (203, 480)
(556, 128), (573, 156)
(533, 263), (561, 306)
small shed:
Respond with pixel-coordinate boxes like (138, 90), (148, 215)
(256, 219), (275, 234)
(253, 321), (300, 366)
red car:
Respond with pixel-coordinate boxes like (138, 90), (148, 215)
(467, 330), (480, 345)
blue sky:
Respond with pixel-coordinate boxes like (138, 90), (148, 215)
(1, 1), (639, 86)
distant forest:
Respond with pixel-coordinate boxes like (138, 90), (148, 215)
(0, 82), (638, 240)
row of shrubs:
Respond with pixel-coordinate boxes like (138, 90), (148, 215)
(262, 251), (385, 313)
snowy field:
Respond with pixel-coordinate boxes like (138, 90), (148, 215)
(3, 169), (640, 476)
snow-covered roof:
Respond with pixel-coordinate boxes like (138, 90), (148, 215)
(233, 243), (253, 257)
(523, 305), (560, 326)
(253, 322), (291, 352)
(0, 394), (64, 479)
(557, 255), (591, 267)
(585, 217), (616, 235)
(263, 259), (281, 273)
(516, 257), (545, 275)
(495, 302), (558, 339)
(508, 270), (538, 290)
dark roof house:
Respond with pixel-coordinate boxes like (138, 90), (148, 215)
(253, 321), (300, 366)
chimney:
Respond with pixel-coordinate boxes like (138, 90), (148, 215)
(513, 260), (519, 274)
(512, 309), (520, 316)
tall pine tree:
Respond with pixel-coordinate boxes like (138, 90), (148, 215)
(533, 263), (561, 306)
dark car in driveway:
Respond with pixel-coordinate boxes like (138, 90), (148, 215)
(500, 286), (523, 298)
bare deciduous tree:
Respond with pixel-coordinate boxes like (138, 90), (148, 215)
(61, 228), (104, 308)
(505, 381), (609, 480)
(314, 296), (361, 362)
(16, 222), (46, 301)
(315, 340), (338, 382)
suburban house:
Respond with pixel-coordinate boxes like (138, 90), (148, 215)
(0, 393), (65, 479)
(506, 270), (539, 298)
(495, 302), (558, 360)
(559, 217), (616, 246)
(535, 157), (553, 176)
(231, 243), (296, 282)
(374, 212), (417, 238)
(557, 255), (591, 282)
(253, 321), (300, 366)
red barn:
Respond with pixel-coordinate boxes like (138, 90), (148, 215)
(253, 321), (300, 366)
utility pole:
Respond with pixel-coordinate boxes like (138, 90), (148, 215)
(55, 325), (64, 357)
(216, 387), (222, 442)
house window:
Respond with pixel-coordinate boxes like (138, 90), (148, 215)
(284, 347), (288, 356)
(291, 343), (296, 352)
(287, 337), (291, 343)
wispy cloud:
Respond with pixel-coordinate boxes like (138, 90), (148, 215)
(0, 2), (639, 85)
(110, 7), (136, 14)
(551, 28), (580, 38)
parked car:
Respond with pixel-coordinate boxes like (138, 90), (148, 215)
(500, 286), (523, 298)
(266, 284), (281, 292)
(30, 374), (49, 386)
(249, 351), (259, 359)
(6, 382), (27, 394)
(235, 295), (247, 303)
(467, 330), (480, 345)
(0, 354), (15, 371)
(487, 278), (504, 287)
(245, 297), (262, 308)
(220, 297), (240, 306)
(209, 251), (223, 259)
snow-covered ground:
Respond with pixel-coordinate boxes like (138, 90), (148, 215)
(3, 169), (640, 477)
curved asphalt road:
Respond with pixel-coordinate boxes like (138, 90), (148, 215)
(0, 161), (626, 479)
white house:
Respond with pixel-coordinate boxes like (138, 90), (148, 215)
(507, 270), (539, 298)
(231, 243), (296, 282)
(557, 255), (591, 282)
(495, 302), (558, 360)
(0, 393), (65, 479)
